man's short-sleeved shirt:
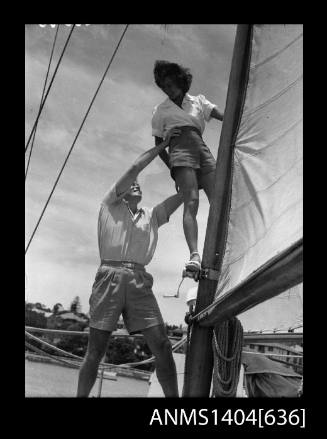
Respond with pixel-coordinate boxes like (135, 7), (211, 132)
(98, 185), (169, 266)
(151, 93), (217, 139)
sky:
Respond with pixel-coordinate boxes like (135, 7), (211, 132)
(25, 24), (302, 330)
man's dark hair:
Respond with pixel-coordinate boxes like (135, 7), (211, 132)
(154, 60), (193, 94)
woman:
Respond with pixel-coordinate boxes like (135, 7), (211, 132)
(152, 60), (224, 273)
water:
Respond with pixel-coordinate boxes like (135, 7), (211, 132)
(25, 360), (149, 397)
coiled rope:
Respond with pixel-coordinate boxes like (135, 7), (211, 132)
(211, 317), (243, 397)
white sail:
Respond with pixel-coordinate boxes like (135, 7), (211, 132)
(216, 25), (303, 298)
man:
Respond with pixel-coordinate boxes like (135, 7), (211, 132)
(77, 128), (183, 397)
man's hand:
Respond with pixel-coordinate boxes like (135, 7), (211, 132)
(156, 127), (181, 171)
(114, 128), (181, 200)
(163, 127), (181, 147)
(165, 127), (181, 192)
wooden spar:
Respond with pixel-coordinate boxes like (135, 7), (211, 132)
(182, 25), (253, 397)
(196, 239), (303, 327)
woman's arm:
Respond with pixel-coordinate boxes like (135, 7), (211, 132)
(210, 106), (224, 122)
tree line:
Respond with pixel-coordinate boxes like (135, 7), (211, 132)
(25, 296), (183, 371)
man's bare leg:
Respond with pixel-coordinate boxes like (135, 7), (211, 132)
(142, 324), (179, 397)
(77, 327), (111, 397)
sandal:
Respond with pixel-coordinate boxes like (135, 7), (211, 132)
(185, 251), (201, 272)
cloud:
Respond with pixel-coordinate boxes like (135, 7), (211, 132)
(239, 286), (303, 331)
(26, 25), (300, 328)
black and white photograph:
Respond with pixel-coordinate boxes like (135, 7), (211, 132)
(25, 23), (303, 424)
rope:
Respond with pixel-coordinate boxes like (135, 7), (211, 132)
(25, 326), (301, 363)
(243, 350), (303, 358)
(25, 25), (60, 181)
(212, 317), (243, 397)
(26, 330), (129, 369)
(25, 341), (80, 368)
(120, 335), (187, 367)
(25, 328), (186, 369)
(25, 326), (89, 336)
(297, 376), (303, 397)
(25, 330), (85, 361)
(25, 342), (117, 383)
(25, 326), (182, 341)
(182, 305), (195, 391)
(25, 24), (129, 255)
(25, 25), (75, 152)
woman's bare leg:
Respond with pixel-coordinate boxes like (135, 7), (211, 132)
(173, 167), (200, 264)
(199, 170), (216, 203)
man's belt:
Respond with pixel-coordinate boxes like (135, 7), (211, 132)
(101, 260), (145, 271)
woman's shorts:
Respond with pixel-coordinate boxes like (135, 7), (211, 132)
(89, 264), (164, 334)
(168, 126), (216, 184)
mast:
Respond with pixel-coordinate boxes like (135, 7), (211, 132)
(183, 25), (253, 397)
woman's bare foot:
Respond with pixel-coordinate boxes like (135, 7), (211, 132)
(185, 251), (201, 272)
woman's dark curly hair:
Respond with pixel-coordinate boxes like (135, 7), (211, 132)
(154, 60), (193, 94)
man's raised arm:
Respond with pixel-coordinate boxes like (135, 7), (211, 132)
(153, 192), (184, 227)
(103, 128), (181, 204)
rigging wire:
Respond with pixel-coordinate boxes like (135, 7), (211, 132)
(160, 24), (169, 45)
(25, 329), (185, 368)
(25, 25), (60, 181)
(25, 24), (129, 255)
(25, 24), (75, 153)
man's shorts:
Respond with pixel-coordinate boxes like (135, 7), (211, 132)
(168, 126), (216, 185)
(89, 263), (164, 334)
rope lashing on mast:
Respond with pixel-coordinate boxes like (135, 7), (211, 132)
(182, 265), (220, 388)
(178, 266), (220, 323)
(182, 301), (196, 391)
(25, 25), (76, 153)
(25, 25), (60, 181)
(211, 317), (243, 397)
(25, 25), (129, 255)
